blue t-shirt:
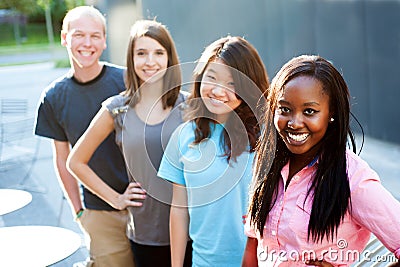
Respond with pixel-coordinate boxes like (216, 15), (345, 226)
(158, 121), (254, 266)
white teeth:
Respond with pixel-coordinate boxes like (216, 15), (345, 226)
(288, 132), (309, 142)
(210, 98), (225, 104)
(144, 70), (157, 75)
(80, 51), (92, 56)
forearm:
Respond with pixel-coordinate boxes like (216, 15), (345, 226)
(242, 237), (259, 267)
(67, 160), (120, 209)
(66, 109), (125, 209)
(54, 155), (83, 214)
(170, 205), (189, 267)
(388, 259), (400, 267)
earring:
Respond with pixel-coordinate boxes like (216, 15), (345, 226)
(330, 118), (334, 122)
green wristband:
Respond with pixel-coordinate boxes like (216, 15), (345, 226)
(76, 209), (84, 219)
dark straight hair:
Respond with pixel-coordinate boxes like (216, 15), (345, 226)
(185, 36), (270, 161)
(249, 55), (358, 243)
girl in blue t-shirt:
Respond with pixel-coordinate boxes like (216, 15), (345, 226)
(158, 36), (270, 266)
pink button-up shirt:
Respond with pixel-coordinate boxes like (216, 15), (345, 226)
(245, 149), (400, 266)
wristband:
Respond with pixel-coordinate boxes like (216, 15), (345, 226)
(76, 208), (84, 219)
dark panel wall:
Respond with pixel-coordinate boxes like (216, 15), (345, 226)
(364, 1), (400, 141)
(106, 0), (400, 144)
(141, 0), (269, 64)
(314, 1), (370, 133)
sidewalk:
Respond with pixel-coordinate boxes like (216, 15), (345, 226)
(0, 62), (399, 266)
(0, 47), (67, 66)
(0, 63), (89, 266)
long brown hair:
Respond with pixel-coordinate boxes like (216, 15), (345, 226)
(123, 20), (181, 109)
(186, 36), (269, 161)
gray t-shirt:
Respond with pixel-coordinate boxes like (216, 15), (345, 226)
(104, 92), (186, 246)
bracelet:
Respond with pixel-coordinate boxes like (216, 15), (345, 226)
(76, 209), (84, 219)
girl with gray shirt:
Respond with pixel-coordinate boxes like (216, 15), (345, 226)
(67, 20), (191, 267)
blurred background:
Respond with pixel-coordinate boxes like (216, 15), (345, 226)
(1, 0), (399, 144)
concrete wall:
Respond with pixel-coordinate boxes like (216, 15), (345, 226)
(88, 0), (141, 65)
(104, 0), (400, 144)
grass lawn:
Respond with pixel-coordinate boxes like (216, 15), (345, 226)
(0, 23), (60, 46)
(0, 23), (68, 67)
(0, 43), (61, 55)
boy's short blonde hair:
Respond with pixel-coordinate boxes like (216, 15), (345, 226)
(62, 6), (106, 34)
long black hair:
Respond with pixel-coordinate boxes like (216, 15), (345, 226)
(249, 55), (361, 243)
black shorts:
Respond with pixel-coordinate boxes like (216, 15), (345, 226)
(130, 240), (193, 267)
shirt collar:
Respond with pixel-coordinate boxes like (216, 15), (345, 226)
(307, 155), (319, 167)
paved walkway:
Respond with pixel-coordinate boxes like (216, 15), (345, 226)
(0, 47), (67, 66)
(0, 62), (399, 266)
(0, 63), (88, 266)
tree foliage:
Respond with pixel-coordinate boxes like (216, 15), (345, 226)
(0, 0), (86, 17)
(0, 0), (87, 31)
(0, 0), (41, 15)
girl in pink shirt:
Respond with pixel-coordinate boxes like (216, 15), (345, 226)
(243, 55), (400, 267)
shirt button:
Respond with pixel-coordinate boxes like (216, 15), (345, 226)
(272, 230), (276, 236)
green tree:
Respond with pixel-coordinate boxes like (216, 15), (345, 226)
(0, 0), (86, 45)
(0, 0), (39, 15)
(0, 0), (39, 44)
(0, 0), (83, 15)
(37, 0), (54, 45)
(37, 0), (86, 44)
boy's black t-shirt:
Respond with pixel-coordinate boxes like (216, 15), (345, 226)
(35, 63), (129, 211)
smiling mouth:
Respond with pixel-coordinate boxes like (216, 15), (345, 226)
(209, 98), (227, 105)
(80, 51), (93, 57)
(287, 132), (309, 142)
(144, 69), (159, 74)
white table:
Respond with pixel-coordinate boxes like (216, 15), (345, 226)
(0, 188), (32, 215)
(0, 225), (82, 266)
